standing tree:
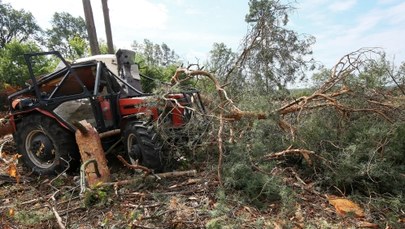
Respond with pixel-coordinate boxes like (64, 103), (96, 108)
(161, 43), (173, 66)
(0, 2), (41, 48)
(101, 0), (114, 54)
(142, 39), (155, 66)
(46, 12), (88, 59)
(231, 0), (316, 94)
(207, 43), (238, 83)
(130, 39), (181, 92)
(82, 0), (100, 55)
(131, 39), (180, 68)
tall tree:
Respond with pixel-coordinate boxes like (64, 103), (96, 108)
(46, 12), (88, 59)
(101, 0), (114, 54)
(206, 43), (243, 92)
(207, 43), (237, 81)
(82, 0), (100, 55)
(143, 39), (155, 65)
(0, 2), (41, 48)
(233, 0), (316, 93)
(131, 39), (180, 67)
(153, 44), (163, 66)
(130, 39), (181, 92)
(161, 43), (171, 65)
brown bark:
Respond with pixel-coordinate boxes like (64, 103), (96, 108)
(116, 155), (151, 174)
(101, 0), (114, 54)
(102, 170), (197, 187)
(75, 120), (110, 186)
(82, 0), (100, 55)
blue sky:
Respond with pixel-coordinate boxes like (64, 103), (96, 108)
(4, 0), (405, 68)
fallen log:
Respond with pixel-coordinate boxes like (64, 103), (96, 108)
(101, 169), (197, 187)
(74, 120), (110, 187)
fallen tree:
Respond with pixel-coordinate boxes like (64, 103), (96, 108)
(154, 48), (404, 226)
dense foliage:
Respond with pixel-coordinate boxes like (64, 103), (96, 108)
(0, 40), (54, 87)
(131, 39), (181, 93)
(0, 2), (88, 88)
(45, 12), (88, 59)
(0, 1), (41, 49)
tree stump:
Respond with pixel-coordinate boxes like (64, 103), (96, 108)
(75, 120), (110, 186)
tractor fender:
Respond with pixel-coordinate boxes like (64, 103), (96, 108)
(11, 108), (72, 133)
(119, 112), (153, 131)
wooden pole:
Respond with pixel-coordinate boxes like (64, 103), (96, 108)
(101, 0), (114, 54)
(82, 0), (100, 55)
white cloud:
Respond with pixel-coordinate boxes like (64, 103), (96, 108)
(4, 0), (168, 30)
(329, 0), (357, 12)
(377, 0), (400, 5)
(185, 8), (203, 16)
(4, 0), (84, 28)
(292, 0), (405, 67)
(3, 0), (170, 54)
(384, 2), (405, 25)
(108, 0), (168, 30)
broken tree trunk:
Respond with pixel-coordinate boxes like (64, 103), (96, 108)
(74, 120), (110, 186)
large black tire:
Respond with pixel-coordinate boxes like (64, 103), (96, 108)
(123, 121), (164, 172)
(14, 114), (79, 175)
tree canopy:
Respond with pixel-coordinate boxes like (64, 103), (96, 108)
(45, 12), (88, 59)
(229, 0), (316, 94)
(0, 2), (41, 48)
(0, 40), (53, 87)
(132, 39), (179, 67)
(131, 39), (181, 92)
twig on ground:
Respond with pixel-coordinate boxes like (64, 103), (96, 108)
(263, 148), (315, 166)
(217, 112), (224, 187)
(116, 155), (151, 174)
(51, 206), (66, 229)
(102, 170), (197, 187)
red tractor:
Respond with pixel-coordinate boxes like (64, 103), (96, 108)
(6, 50), (205, 174)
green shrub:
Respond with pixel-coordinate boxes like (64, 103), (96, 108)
(290, 105), (405, 197)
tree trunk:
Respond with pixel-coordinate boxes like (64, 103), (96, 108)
(82, 0), (100, 55)
(101, 0), (114, 54)
(75, 120), (109, 186)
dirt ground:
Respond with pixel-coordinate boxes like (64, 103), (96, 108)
(0, 134), (215, 228)
(0, 133), (402, 228)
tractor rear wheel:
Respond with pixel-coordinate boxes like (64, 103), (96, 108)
(14, 114), (78, 175)
(123, 121), (164, 172)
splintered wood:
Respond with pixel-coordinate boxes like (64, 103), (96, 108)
(75, 120), (110, 186)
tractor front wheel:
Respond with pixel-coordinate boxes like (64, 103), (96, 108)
(123, 121), (164, 172)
